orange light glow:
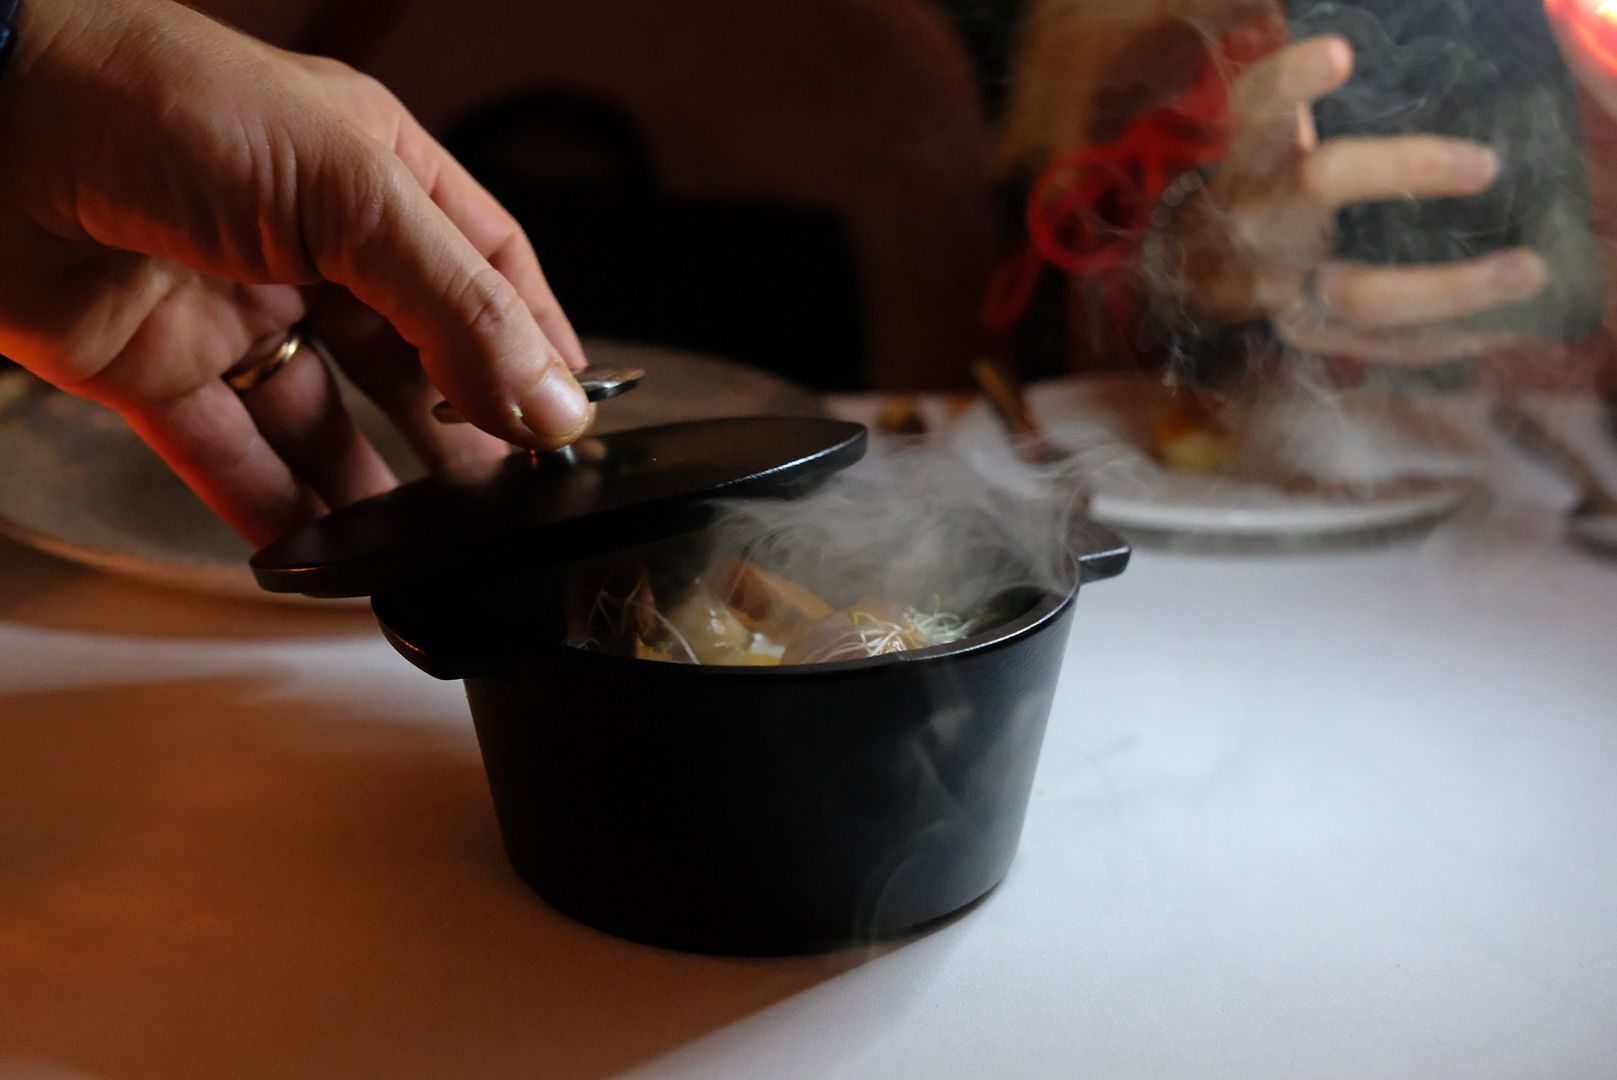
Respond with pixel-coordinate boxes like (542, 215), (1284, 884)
(1555, 0), (1617, 76)
(1569, 21), (1617, 74)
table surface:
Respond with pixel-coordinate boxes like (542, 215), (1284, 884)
(2, 401), (1616, 1080)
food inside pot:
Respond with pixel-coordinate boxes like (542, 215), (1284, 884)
(564, 549), (1001, 666)
(557, 430), (1092, 667)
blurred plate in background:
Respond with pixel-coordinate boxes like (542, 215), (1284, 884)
(955, 375), (1486, 554)
(0, 341), (825, 603)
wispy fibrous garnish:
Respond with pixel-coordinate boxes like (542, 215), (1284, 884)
(566, 554), (996, 668)
(780, 602), (991, 666)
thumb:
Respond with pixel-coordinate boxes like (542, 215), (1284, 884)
(299, 132), (591, 449)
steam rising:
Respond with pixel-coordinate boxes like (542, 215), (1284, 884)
(699, 430), (1092, 620)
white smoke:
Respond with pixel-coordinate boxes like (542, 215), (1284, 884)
(698, 428), (1095, 619)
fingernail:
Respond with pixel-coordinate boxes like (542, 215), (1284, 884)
(1454, 146), (1500, 187)
(1321, 37), (1353, 78)
(515, 361), (590, 445)
(1493, 251), (1548, 297)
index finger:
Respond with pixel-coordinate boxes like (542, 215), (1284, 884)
(389, 115), (589, 373)
(1303, 136), (1500, 211)
(302, 64), (589, 374)
(301, 131), (591, 451)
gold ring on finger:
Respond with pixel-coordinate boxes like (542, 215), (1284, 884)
(223, 331), (307, 394)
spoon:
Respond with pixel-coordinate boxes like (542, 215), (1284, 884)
(970, 356), (1069, 466)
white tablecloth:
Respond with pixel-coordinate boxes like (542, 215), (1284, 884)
(2, 411), (1615, 1080)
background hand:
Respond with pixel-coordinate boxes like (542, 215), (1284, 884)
(1161, 35), (1550, 365)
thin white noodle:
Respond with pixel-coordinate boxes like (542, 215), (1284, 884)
(650, 609), (701, 665)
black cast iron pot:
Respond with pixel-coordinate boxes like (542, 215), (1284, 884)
(372, 525), (1127, 956)
(252, 414), (1130, 955)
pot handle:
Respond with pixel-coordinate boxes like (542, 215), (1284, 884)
(373, 595), (514, 682)
(1076, 519), (1132, 585)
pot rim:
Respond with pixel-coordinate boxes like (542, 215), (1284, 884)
(375, 519), (1126, 683)
(497, 583), (1079, 680)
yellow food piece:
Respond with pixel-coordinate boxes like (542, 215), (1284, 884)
(1152, 397), (1237, 474)
(666, 589), (753, 664)
(876, 396), (928, 436)
(634, 638), (676, 664)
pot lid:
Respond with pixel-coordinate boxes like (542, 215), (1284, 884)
(250, 412), (867, 598)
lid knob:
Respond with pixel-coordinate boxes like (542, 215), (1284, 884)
(430, 366), (646, 425)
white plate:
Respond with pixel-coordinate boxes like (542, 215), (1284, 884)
(1090, 470), (1475, 538)
(0, 341), (825, 603)
(955, 375), (1485, 551)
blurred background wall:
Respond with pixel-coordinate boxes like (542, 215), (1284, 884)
(194, 0), (1004, 392)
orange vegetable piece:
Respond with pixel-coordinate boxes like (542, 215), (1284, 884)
(710, 558), (834, 631)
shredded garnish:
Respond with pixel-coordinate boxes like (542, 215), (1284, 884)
(567, 555), (997, 666)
